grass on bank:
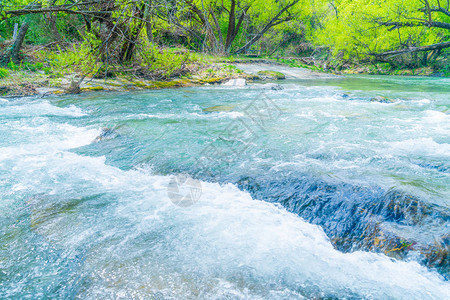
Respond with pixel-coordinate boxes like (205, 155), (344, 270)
(1, 42), (448, 97)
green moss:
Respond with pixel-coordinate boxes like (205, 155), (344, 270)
(257, 70), (286, 80)
(81, 86), (105, 91)
(147, 81), (179, 89)
(198, 77), (226, 84)
(103, 81), (123, 87)
(243, 74), (261, 80)
(134, 81), (148, 88)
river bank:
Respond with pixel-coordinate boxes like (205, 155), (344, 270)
(2, 52), (447, 98)
(0, 59), (328, 97)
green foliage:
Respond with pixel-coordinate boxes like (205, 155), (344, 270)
(0, 67), (10, 78)
(24, 62), (44, 72)
(138, 42), (192, 78)
(37, 43), (100, 76)
(439, 63), (450, 76)
(312, 0), (449, 62)
(7, 60), (20, 71)
(3, 58), (43, 72)
(1, 0), (447, 76)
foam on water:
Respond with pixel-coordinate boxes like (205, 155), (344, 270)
(11, 144), (450, 299)
(1, 79), (449, 298)
(387, 138), (450, 157)
(0, 100), (87, 117)
(132, 111), (245, 120)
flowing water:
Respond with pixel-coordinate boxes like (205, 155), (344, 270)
(0, 73), (449, 299)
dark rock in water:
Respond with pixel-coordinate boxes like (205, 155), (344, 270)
(156, 162), (450, 278)
(233, 173), (449, 278)
(95, 127), (118, 142)
(334, 93), (350, 99)
(431, 72), (445, 77)
(371, 96), (395, 103)
(260, 83), (284, 90)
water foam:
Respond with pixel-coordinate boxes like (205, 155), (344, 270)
(0, 100), (87, 117)
(2, 89), (449, 299)
(17, 151), (449, 299)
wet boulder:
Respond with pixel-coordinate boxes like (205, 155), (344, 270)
(222, 78), (247, 87)
(260, 83), (284, 90)
(371, 96), (395, 103)
(335, 93), (350, 99)
(95, 127), (118, 142)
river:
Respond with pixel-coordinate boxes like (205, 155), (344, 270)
(0, 71), (449, 298)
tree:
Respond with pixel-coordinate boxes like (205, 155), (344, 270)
(157, 0), (307, 54)
(1, 0), (151, 63)
(9, 22), (29, 63)
(313, 0), (450, 63)
(375, 0), (450, 58)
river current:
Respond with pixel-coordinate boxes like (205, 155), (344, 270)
(0, 74), (449, 298)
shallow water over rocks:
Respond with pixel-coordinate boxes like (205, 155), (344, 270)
(1, 73), (449, 298)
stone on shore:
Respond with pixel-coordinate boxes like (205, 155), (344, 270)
(222, 78), (247, 86)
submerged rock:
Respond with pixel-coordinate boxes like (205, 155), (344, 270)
(222, 78), (247, 87)
(233, 173), (450, 278)
(95, 127), (118, 142)
(335, 93), (350, 99)
(371, 96), (395, 103)
(203, 105), (235, 112)
(260, 83), (284, 90)
(257, 70), (286, 80)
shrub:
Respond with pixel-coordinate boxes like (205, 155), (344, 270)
(0, 67), (9, 78)
(7, 60), (20, 71)
(37, 43), (99, 76)
(138, 42), (192, 78)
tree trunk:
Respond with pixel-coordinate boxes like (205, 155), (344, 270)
(225, 0), (236, 49)
(146, 20), (153, 42)
(234, 0), (298, 55)
(224, 5), (249, 52)
(10, 22), (30, 63)
(120, 21), (145, 62)
(47, 12), (62, 42)
(144, 0), (153, 42)
(373, 41), (450, 58)
(185, 0), (220, 52)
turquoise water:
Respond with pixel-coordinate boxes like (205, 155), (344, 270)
(0, 75), (449, 298)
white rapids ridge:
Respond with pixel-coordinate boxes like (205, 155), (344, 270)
(1, 99), (449, 299)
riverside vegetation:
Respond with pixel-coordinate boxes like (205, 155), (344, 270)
(0, 0), (449, 96)
(0, 1), (450, 297)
